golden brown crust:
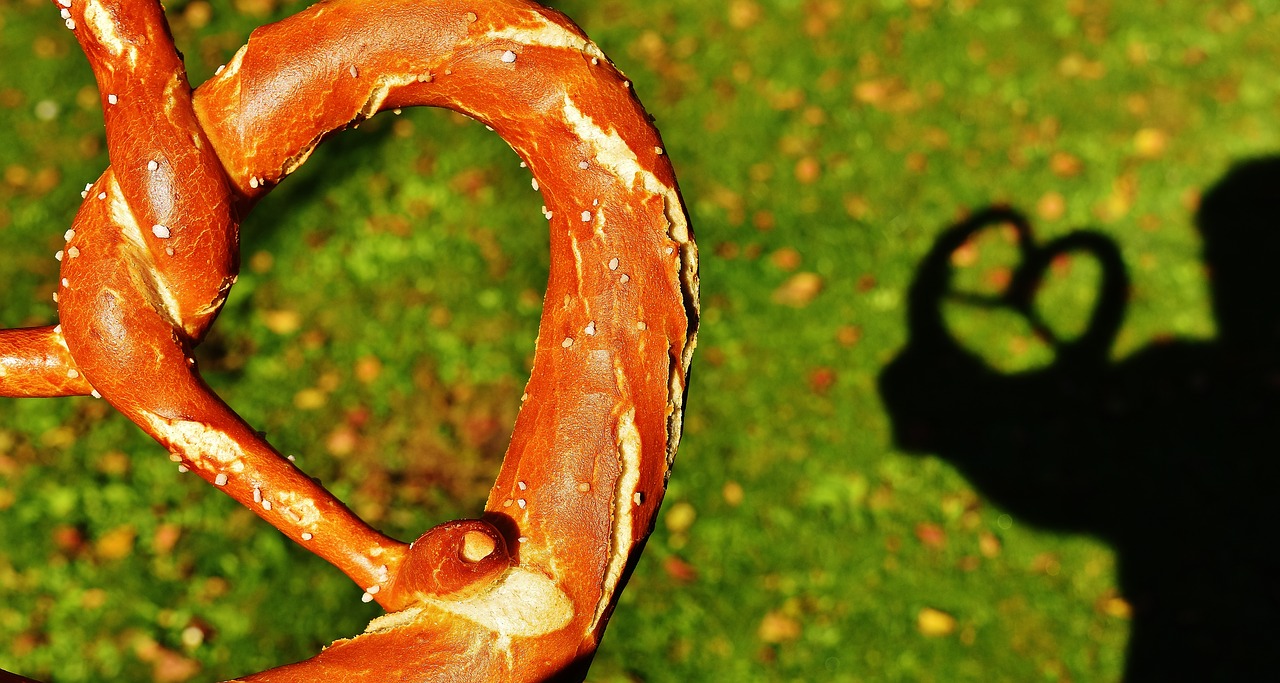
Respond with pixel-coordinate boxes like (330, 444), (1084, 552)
(0, 326), (92, 397)
(2, 0), (698, 680)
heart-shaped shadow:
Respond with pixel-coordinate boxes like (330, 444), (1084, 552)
(907, 206), (1130, 370)
(878, 161), (1280, 681)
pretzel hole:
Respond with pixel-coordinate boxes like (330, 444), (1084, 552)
(222, 106), (548, 448)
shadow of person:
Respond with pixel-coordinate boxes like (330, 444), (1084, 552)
(878, 157), (1280, 682)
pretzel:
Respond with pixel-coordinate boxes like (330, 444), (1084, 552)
(0, 0), (699, 680)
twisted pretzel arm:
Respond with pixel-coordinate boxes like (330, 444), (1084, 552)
(0, 326), (92, 397)
(5, 0), (698, 679)
(49, 0), (410, 598)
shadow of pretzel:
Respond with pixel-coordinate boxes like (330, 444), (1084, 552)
(878, 157), (1280, 682)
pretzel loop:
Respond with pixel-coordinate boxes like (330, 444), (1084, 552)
(2, 0), (697, 680)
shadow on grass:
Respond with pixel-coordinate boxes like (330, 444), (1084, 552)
(879, 157), (1280, 682)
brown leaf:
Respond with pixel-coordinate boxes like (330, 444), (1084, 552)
(837, 325), (862, 347)
(758, 611), (802, 643)
(663, 555), (698, 583)
(355, 356), (382, 383)
(978, 532), (1002, 558)
(52, 525), (85, 554)
(769, 247), (802, 271)
(1031, 552), (1062, 576)
(326, 425), (358, 456)
(153, 524), (182, 556)
(1096, 590), (1133, 619)
(794, 157), (820, 184)
(950, 240), (978, 267)
(728, 0), (762, 29)
(772, 272), (823, 307)
(95, 525), (136, 561)
(915, 522), (947, 549)
(232, 0), (278, 17)
(722, 481), (745, 506)
(261, 310), (301, 335)
(1037, 191), (1066, 221)
(135, 637), (201, 683)
(1133, 128), (1168, 159)
(1050, 152), (1083, 178)
(808, 367), (837, 395)
(854, 78), (920, 112)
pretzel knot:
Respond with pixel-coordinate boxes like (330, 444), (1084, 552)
(0, 0), (698, 680)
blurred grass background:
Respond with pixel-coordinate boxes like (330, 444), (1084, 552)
(2, 0), (1279, 681)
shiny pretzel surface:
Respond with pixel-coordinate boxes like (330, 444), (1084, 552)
(0, 0), (699, 680)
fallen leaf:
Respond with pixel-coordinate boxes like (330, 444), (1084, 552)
(52, 525), (84, 554)
(1096, 590), (1133, 619)
(728, 0), (761, 29)
(722, 481), (744, 506)
(293, 388), (327, 410)
(81, 588), (107, 610)
(950, 240), (978, 267)
(326, 425), (358, 456)
(772, 272), (823, 307)
(985, 266), (1012, 290)
(95, 525), (136, 561)
(1037, 191), (1066, 220)
(135, 637), (201, 683)
(808, 367), (836, 395)
(1133, 127), (1168, 159)
(1031, 552), (1061, 576)
(978, 532), (1002, 558)
(663, 555), (698, 583)
(770, 247), (802, 271)
(96, 450), (131, 476)
(837, 325), (862, 347)
(758, 611), (802, 643)
(915, 522), (947, 549)
(1050, 152), (1083, 178)
(261, 310), (301, 335)
(183, 2), (212, 29)
(917, 607), (957, 637)
(665, 501), (697, 534)
(153, 524), (182, 555)
(232, 0), (278, 17)
(794, 157), (820, 184)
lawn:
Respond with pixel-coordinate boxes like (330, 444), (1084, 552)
(2, 0), (1279, 681)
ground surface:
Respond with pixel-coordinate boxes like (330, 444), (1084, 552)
(2, 0), (1278, 681)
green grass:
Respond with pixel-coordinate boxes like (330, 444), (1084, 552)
(3, 0), (1280, 681)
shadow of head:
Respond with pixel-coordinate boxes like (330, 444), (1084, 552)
(1197, 157), (1280, 354)
(877, 157), (1280, 681)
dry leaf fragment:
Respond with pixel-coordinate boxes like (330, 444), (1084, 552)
(663, 555), (698, 583)
(772, 272), (823, 307)
(914, 522), (947, 549)
(758, 611), (802, 643)
(917, 607), (957, 637)
(261, 309), (301, 335)
(1133, 128), (1168, 159)
(95, 525), (137, 561)
(665, 501), (697, 534)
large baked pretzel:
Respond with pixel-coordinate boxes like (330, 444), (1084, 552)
(0, 0), (698, 680)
